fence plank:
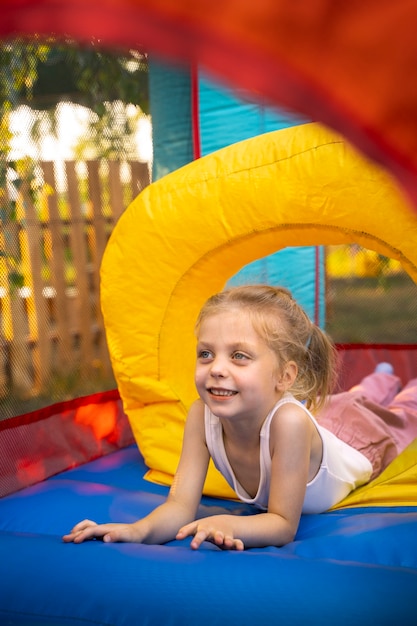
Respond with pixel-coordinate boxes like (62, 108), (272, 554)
(19, 184), (51, 392)
(86, 160), (113, 377)
(65, 160), (96, 373)
(0, 219), (33, 397)
(108, 160), (125, 223)
(129, 161), (150, 201)
(41, 161), (73, 373)
(86, 160), (108, 263)
(0, 229), (9, 396)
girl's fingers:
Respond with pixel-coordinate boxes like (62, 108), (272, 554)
(176, 522), (196, 539)
(190, 529), (209, 550)
(176, 521), (244, 550)
(70, 519), (97, 533)
(63, 520), (104, 543)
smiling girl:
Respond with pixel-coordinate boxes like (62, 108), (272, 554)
(64, 285), (417, 550)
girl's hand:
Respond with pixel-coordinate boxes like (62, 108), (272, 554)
(176, 515), (245, 551)
(62, 519), (142, 544)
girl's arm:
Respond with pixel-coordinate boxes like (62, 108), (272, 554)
(63, 400), (210, 545)
(177, 403), (315, 549)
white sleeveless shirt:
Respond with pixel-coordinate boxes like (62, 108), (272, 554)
(204, 392), (373, 514)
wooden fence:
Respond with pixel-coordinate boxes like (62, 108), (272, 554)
(0, 159), (150, 404)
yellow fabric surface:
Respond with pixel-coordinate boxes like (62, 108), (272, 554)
(100, 122), (417, 497)
(333, 438), (417, 509)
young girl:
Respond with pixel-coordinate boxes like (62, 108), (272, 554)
(64, 285), (417, 550)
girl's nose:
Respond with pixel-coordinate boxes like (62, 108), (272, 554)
(209, 358), (227, 378)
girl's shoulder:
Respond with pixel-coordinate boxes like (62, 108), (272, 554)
(189, 398), (205, 413)
(273, 393), (311, 417)
(182, 399), (208, 447)
(186, 398), (206, 427)
(269, 396), (316, 439)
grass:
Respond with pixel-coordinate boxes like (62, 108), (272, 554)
(0, 370), (117, 421)
(325, 272), (417, 344)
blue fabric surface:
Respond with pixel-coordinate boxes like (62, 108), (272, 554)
(1, 445), (416, 626)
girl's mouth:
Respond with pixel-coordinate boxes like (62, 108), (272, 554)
(208, 388), (237, 397)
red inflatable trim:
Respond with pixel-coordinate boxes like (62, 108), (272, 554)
(0, 390), (134, 497)
(336, 344), (417, 391)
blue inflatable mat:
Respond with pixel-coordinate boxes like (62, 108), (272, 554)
(1, 445), (416, 626)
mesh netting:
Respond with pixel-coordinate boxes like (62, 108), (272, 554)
(0, 38), (151, 418)
(325, 245), (417, 344)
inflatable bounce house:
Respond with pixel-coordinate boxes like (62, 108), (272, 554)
(1, 2), (417, 625)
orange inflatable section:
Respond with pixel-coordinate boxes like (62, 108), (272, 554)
(2, 1), (417, 212)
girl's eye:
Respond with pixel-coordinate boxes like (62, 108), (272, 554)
(233, 352), (249, 361)
(199, 350), (212, 359)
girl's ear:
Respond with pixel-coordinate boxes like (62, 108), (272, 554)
(276, 361), (298, 391)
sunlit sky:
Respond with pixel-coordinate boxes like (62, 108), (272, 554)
(9, 102), (153, 162)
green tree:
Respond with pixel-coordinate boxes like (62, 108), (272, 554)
(0, 38), (149, 160)
(1, 40), (49, 218)
(3, 38), (148, 114)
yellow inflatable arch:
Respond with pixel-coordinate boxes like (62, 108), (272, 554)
(101, 122), (417, 498)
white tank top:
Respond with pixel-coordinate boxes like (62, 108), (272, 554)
(204, 392), (373, 514)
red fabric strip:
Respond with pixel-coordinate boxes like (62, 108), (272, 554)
(0, 391), (134, 497)
(190, 63), (201, 160)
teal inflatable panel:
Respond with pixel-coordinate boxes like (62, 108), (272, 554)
(227, 246), (325, 326)
(148, 60), (194, 180)
(198, 72), (307, 154)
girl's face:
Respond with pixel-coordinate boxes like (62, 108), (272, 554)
(195, 309), (289, 424)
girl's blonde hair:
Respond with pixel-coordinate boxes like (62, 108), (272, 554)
(195, 284), (338, 412)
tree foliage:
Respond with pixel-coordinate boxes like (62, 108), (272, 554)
(1, 37), (149, 114)
(0, 38), (149, 162)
